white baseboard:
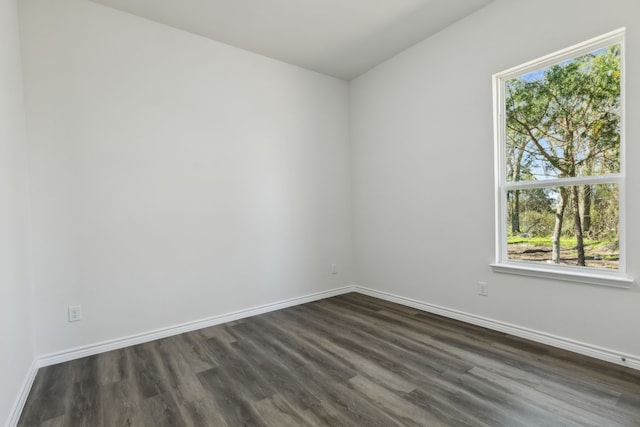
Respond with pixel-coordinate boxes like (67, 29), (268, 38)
(5, 359), (38, 427)
(352, 285), (640, 371)
(37, 285), (355, 368)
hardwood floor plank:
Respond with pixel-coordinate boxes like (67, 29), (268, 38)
(616, 394), (640, 423)
(18, 292), (640, 426)
(466, 365), (618, 426)
(195, 366), (264, 426)
(139, 391), (186, 427)
(403, 388), (491, 427)
(66, 355), (99, 385)
(291, 322), (417, 394)
(230, 320), (307, 370)
(347, 375), (443, 426)
(100, 379), (144, 427)
(65, 379), (101, 427)
(252, 393), (309, 427)
(179, 397), (230, 427)
(153, 338), (208, 404)
(443, 374), (541, 427)
(29, 415), (65, 427)
(259, 311), (358, 382)
(202, 336), (275, 401)
(167, 333), (218, 374)
(95, 348), (127, 386)
(301, 299), (476, 376)
(292, 364), (407, 427)
(227, 326), (325, 411)
(126, 343), (168, 399)
(190, 323), (238, 344)
(228, 326), (360, 426)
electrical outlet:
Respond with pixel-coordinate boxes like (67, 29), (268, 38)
(68, 305), (82, 322)
(331, 263), (337, 274)
(478, 282), (488, 296)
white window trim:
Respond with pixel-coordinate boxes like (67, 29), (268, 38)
(491, 28), (633, 288)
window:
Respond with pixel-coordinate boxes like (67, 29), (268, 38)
(492, 28), (632, 287)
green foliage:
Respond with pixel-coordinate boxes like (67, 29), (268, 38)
(588, 183), (619, 240)
(506, 45), (621, 179)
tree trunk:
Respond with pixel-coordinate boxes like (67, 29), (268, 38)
(581, 185), (592, 235)
(552, 189), (568, 264)
(510, 143), (525, 234)
(571, 185), (585, 266)
(512, 189), (521, 234)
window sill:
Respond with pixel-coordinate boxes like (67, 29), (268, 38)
(490, 262), (634, 288)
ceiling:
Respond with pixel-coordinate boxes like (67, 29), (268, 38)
(89, 0), (494, 80)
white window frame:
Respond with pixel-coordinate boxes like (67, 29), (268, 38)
(491, 28), (633, 288)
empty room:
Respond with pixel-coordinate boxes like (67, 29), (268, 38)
(2, 0), (640, 425)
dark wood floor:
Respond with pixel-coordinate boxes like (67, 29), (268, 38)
(18, 293), (640, 426)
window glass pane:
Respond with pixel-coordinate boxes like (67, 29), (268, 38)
(505, 44), (621, 182)
(506, 184), (619, 270)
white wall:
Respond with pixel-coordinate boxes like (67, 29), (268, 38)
(19, 0), (352, 356)
(351, 0), (640, 358)
(0, 0), (34, 423)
